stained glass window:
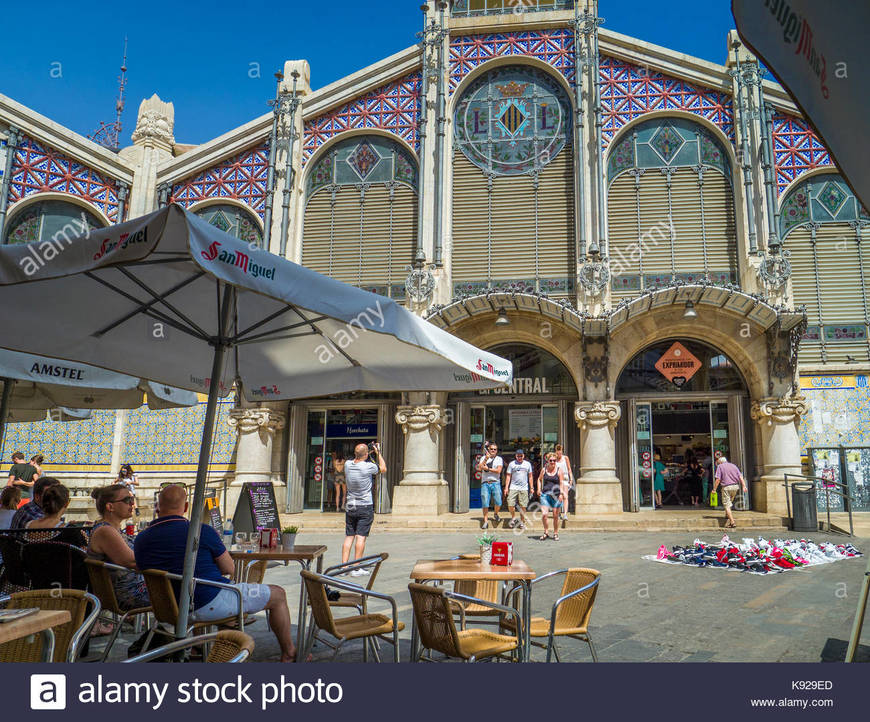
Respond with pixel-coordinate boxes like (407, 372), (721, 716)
(4, 199), (103, 245)
(306, 136), (418, 197)
(194, 204), (263, 246)
(454, 65), (572, 176)
(607, 117), (730, 183)
(779, 173), (868, 238)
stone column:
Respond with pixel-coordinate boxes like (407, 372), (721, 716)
(225, 405), (285, 516)
(574, 401), (623, 514)
(750, 394), (807, 516)
(390, 404), (449, 516)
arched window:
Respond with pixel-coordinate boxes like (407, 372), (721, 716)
(452, 65), (575, 298)
(4, 199), (103, 245)
(606, 117), (737, 300)
(780, 173), (870, 364)
(302, 135), (418, 299)
(194, 204), (263, 246)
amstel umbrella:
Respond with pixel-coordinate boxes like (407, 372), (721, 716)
(0, 348), (200, 453)
(0, 204), (512, 636)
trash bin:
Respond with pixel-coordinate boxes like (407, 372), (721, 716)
(791, 482), (818, 532)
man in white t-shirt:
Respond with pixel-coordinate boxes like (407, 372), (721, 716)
(505, 449), (533, 530)
(476, 442), (504, 529)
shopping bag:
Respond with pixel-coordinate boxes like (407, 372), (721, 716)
(709, 490), (718, 507)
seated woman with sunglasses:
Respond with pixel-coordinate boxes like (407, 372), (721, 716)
(87, 484), (149, 610)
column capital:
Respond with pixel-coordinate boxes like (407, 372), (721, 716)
(227, 407), (286, 434)
(395, 405), (444, 434)
(750, 394), (808, 426)
(575, 401), (621, 431)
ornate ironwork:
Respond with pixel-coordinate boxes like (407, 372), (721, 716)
(578, 259), (610, 295)
(405, 267), (436, 305)
(757, 249), (792, 291)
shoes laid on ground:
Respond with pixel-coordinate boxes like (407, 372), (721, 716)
(493, 513), (501, 523)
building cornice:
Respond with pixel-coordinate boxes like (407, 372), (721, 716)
(0, 93), (134, 183)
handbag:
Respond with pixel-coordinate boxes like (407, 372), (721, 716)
(709, 490), (718, 507)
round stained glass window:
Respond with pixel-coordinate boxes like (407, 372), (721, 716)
(454, 66), (572, 176)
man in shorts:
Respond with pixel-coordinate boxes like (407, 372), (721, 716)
(476, 442), (504, 529)
(505, 449), (533, 530)
(134, 485), (297, 662)
(711, 456), (747, 530)
(342, 442), (385, 574)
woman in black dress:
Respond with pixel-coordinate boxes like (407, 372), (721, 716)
(686, 458), (704, 507)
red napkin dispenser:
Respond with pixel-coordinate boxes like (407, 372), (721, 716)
(490, 541), (513, 566)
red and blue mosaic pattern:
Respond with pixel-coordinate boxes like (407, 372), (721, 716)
(302, 72), (422, 164)
(771, 112), (832, 195)
(599, 56), (734, 148)
(8, 135), (121, 222)
(449, 29), (576, 92)
(170, 144), (269, 219)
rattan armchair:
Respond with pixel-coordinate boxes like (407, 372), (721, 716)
(301, 570), (403, 662)
(85, 559), (152, 661)
(0, 589), (101, 662)
(319, 552), (389, 614)
(502, 568), (601, 662)
(408, 582), (522, 663)
(123, 630), (254, 663)
(140, 569), (245, 652)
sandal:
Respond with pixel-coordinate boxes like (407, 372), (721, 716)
(538, 533), (550, 541)
(553, 534), (560, 541)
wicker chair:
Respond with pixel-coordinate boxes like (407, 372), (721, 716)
(85, 559), (152, 661)
(408, 582), (521, 663)
(0, 589), (101, 662)
(451, 580), (502, 629)
(301, 570), (403, 662)
(0, 535), (29, 594)
(140, 569), (245, 652)
(23, 542), (90, 591)
(123, 630), (254, 663)
(501, 568), (601, 662)
(319, 553), (389, 614)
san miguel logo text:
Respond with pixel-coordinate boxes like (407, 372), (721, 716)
(201, 241), (276, 280)
(93, 228), (149, 261)
(763, 0), (829, 98)
(476, 359), (511, 379)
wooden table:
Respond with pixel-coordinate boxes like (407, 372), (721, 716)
(410, 558), (536, 662)
(0, 610), (71, 662)
(229, 545), (327, 662)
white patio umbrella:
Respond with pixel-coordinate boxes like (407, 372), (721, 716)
(0, 348), (200, 453)
(0, 203), (512, 636)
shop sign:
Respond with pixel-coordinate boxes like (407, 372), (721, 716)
(479, 376), (552, 395)
(326, 423), (378, 438)
(654, 342), (701, 387)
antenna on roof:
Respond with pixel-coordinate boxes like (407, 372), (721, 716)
(89, 37), (128, 153)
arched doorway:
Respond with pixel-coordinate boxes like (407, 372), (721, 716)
(615, 338), (752, 511)
(448, 342), (579, 510)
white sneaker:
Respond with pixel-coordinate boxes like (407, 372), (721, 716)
(350, 568), (366, 577)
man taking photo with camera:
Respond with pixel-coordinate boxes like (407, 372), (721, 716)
(342, 442), (386, 575)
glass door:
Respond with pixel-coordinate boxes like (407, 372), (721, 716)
(634, 401), (654, 510)
(469, 405), (486, 508)
(304, 410), (326, 510)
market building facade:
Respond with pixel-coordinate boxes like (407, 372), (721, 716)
(2, 0), (869, 519)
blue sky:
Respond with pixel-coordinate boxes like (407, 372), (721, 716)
(0, 0), (735, 146)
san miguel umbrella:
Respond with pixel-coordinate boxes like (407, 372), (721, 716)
(0, 347), (200, 453)
(0, 203), (513, 636)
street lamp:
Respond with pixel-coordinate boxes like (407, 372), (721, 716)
(683, 300), (698, 320)
(494, 308), (511, 327)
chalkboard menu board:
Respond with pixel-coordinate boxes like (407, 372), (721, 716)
(232, 482), (280, 533)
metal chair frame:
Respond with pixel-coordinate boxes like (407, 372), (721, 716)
(123, 631), (252, 663)
(410, 585), (523, 663)
(85, 559), (152, 662)
(301, 571), (401, 663)
(506, 568), (601, 662)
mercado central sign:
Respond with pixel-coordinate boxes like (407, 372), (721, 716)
(478, 376), (552, 395)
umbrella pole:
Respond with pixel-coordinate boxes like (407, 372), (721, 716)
(0, 377), (13, 459)
(175, 287), (235, 639)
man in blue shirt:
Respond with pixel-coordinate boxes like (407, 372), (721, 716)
(10, 476), (59, 529)
(134, 484), (297, 662)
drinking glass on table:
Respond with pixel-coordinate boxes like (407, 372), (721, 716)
(234, 532), (248, 550)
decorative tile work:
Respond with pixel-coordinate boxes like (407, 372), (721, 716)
(170, 145), (269, 220)
(123, 398), (236, 466)
(449, 29), (576, 92)
(599, 56), (734, 147)
(452, 277), (574, 297)
(302, 72), (422, 163)
(8, 135), (121, 222)
(771, 113), (832, 194)
(1, 410), (116, 465)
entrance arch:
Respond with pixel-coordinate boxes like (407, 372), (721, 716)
(614, 338), (753, 512)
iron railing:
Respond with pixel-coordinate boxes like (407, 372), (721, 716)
(451, 0), (574, 17)
(784, 473), (854, 537)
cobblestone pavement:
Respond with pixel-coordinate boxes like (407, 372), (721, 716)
(106, 530), (870, 663)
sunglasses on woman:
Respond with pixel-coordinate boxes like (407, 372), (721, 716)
(113, 496), (135, 505)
